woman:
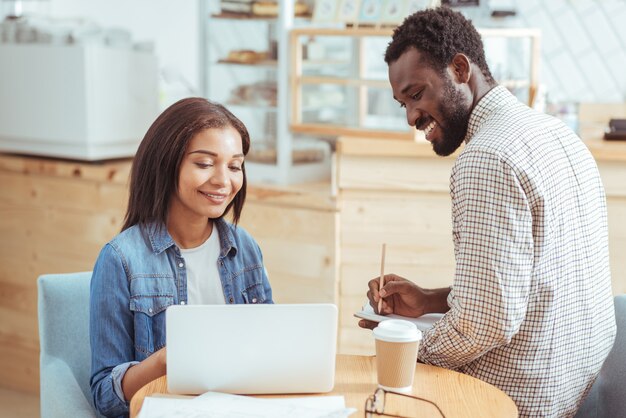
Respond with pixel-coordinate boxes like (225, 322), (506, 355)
(89, 98), (272, 417)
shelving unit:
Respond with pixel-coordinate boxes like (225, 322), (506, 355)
(289, 27), (541, 142)
(290, 27), (415, 141)
(200, 1), (331, 184)
(480, 27), (541, 106)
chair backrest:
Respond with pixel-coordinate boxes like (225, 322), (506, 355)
(575, 294), (626, 418)
(38, 272), (93, 411)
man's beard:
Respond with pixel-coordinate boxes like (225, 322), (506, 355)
(431, 80), (471, 157)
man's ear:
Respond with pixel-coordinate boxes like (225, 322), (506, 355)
(450, 53), (471, 84)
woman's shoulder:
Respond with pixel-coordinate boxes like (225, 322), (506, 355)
(109, 224), (143, 244)
(105, 223), (155, 256)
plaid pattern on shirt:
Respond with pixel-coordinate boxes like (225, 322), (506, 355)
(418, 86), (616, 417)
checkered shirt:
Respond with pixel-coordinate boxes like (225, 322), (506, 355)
(418, 86), (616, 417)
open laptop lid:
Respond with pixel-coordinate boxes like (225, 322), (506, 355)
(166, 303), (338, 395)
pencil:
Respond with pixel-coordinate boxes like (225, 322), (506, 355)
(378, 243), (386, 313)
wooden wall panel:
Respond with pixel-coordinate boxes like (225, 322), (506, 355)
(0, 331), (39, 393)
(239, 201), (338, 305)
(338, 190), (455, 353)
(599, 161), (626, 197)
(607, 196), (626, 294)
(340, 265), (455, 298)
(578, 103), (626, 145)
(336, 136), (626, 355)
(3, 135), (626, 394)
(0, 154), (341, 394)
(339, 326), (375, 356)
(338, 155), (454, 192)
(0, 172), (127, 211)
(0, 163), (127, 393)
(337, 139), (455, 354)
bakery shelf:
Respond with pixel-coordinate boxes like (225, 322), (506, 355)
(247, 146), (327, 165)
(202, 1), (331, 184)
(226, 102), (278, 110)
(212, 12), (277, 21)
(302, 59), (350, 67)
(217, 59), (278, 68)
(211, 13), (313, 21)
(289, 27), (541, 142)
(299, 76), (389, 88)
(499, 79), (531, 89)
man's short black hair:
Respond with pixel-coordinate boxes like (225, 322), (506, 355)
(385, 7), (494, 83)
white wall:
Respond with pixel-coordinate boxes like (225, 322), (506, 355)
(6, 0), (624, 107)
(24, 0), (201, 109)
(463, 0), (626, 103)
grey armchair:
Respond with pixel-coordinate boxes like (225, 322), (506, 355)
(575, 294), (626, 418)
(38, 272), (98, 418)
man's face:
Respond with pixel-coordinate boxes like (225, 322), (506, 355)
(389, 48), (472, 156)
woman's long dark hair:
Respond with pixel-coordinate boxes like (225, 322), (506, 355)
(122, 98), (250, 231)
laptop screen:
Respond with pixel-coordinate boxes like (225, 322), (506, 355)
(166, 303), (338, 395)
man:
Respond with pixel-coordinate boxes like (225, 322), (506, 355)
(359, 7), (616, 417)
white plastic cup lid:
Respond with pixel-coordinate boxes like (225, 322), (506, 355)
(373, 319), (422, 343)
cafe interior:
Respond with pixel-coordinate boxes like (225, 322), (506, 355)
(1, 0), (625, 416)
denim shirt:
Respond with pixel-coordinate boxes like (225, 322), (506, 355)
(89, 218), (273, 418)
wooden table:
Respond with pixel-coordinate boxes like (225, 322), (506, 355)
(130, 354), (517, 417)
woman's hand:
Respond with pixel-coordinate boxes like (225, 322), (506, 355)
(156, 346), (167, 371)
(122, 346), (168, 401)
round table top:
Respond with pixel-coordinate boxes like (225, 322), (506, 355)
(130, 354), (518, 418)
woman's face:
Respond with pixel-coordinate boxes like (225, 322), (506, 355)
(169, 127), (245, 223)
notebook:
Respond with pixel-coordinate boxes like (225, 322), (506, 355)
(166, 303), (338, 395)
(354, 301), (444, 332)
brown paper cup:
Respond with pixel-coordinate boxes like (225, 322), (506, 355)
(376, 339), (419, 390)
(373, 320), (421, 393)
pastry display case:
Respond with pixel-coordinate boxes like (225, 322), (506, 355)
(201, 0), (331, 184)
(289, 27), (540, 142)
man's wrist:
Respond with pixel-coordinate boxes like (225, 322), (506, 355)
(424, 286), (451, 314)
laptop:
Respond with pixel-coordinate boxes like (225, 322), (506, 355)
(166, 303), (338, 395)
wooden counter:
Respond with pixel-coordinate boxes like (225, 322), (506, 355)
(335, 135), (626, 355)
(0, 153), (338, 393)
(0, 155), (131, 393)
(2, 130), (625, 393)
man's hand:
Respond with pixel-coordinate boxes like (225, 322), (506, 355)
(358, 275), (451, 330)
(357, 319), (378, 330)
(367, 274), (430, 317)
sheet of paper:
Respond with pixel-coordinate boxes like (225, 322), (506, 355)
(354, 302), (444, 332)
(257, 395), (346, 410)
(137, 392), (356, 418)
(136, 397), (193, 418)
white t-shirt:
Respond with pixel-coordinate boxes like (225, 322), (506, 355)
(180, 227), (226, 305)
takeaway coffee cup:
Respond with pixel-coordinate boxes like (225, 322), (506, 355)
(373, 319), (422, 393)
